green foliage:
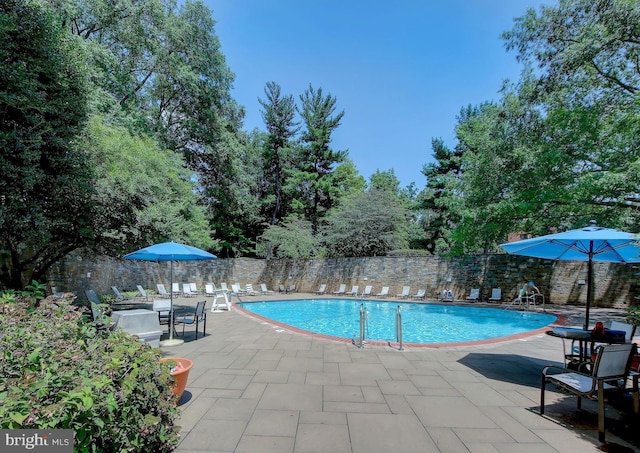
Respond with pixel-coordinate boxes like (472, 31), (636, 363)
(291, 85), (347, 234)
(21, 280), (46, 306)
(387, 249), (433, 257)
(417, 138), (463, 254)
(0, 0), (92, 288)
(0, 289), (17, 306)
(22, 280), (46, 298)
(259, 82), (299, 231)
(322, 189), (409, 257)
(0, 294), (180, 452)
(499, 0), (640, 227)
(85, 115), (214, 252)
(626, 304), (640, 327)
(256, 217), (320, 259)
(426, 0), (640, 256)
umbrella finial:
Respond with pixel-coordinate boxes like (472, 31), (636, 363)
(588, 220), (597, 227)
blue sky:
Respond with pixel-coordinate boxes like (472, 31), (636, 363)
(208, 0), (549, 188)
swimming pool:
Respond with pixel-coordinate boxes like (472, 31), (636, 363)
(236, 299), (557, 344)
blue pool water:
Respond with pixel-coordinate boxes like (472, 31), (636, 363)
(237, 299), (557, 344)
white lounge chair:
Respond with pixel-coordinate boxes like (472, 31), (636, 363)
(346, 285), (359, 296)
(111, 286), (126, 302)
(488, 288), (502, 302)
(333, 284), (346, 295)
(313, 284), (327, 295)
(375, 287), (389, 297)
(135, 285), (148, 301)
(156, 284), (170, 298)
(396, 286), (410, 299)
(410, 289), (426, 300)
(245, 283), (257, 295)
(182, 283), (196, 297)
(220, 282), (230, 293)
(204, 283), (216, 297)
(172, 283), (181, 296)
(466, 288), (480, 302)
(361, 285), (372, 297)
(260, 283), (274, 294)
(85, 289), (102, 306)
(231, 283), (245, 296)
(189, 282), (200, 294)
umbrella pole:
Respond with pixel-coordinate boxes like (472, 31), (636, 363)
(161, 258), (184, 346)
(584, 248), (594, 331)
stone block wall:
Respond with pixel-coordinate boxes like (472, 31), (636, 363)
(47, 252), (640, 308)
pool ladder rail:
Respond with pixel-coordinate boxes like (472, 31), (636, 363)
(395, 305), (403, 350)
(354, 303), (368, 348)
(354, 304), (404, 351)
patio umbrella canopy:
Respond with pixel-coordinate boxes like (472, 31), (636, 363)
(124, 241), (217, 346)
(500, 221), (640, 330)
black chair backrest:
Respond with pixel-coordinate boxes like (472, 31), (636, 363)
(85, 289), (101, 305)
(195, 300), (206, 318)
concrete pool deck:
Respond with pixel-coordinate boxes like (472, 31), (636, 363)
(157, 293), (639, 452)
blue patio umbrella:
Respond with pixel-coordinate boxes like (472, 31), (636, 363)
(500, 221), (640, 330)
(124, 242), (217, 345)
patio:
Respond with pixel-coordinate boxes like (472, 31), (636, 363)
(158, 294), (639, 452)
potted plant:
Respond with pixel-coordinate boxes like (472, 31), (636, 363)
(160, 357), (194, 400)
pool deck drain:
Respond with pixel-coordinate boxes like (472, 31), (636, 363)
(159, 293), (636, 453)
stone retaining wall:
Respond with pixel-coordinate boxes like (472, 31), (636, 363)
(47, 253), (640, 308)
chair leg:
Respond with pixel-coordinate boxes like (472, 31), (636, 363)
(540, 375), (546, 415)
(633, 374), (639, 415)
(203, 316), (206, 338)
(195, 322), (199, 340)
(597, 380), (605, 442)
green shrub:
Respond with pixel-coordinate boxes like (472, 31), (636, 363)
(0, 294), (180, 452)
(387, 249), (433, 257)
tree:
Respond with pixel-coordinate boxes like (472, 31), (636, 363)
(503, 0), (640, 101)
(256, 217), (320, 259)
(439, 0), (640, 256)
(85, 116), (215, 253)
(323, 190), (409, 257)
(501, 0), (640, 226)
(369, 169), (401, 193)
(55, 0), (250, 253)
(291, 85), (346, 235)
(417, 137), (462, 254)
(444, 76), (567, 256)
(258, 82), (298, 229)
(201, 129), (264, 257)
(331, 158), (366, 200)
(0, 0), (92, 289)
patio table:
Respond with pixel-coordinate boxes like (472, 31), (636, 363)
(546, 327), (627, 369)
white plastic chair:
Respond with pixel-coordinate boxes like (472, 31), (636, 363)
(466, 288), (480, 302)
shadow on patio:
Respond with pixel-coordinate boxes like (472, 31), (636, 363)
(459, 352), (640, 452)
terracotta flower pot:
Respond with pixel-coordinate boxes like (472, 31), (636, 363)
(160, 357), (193, 399)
